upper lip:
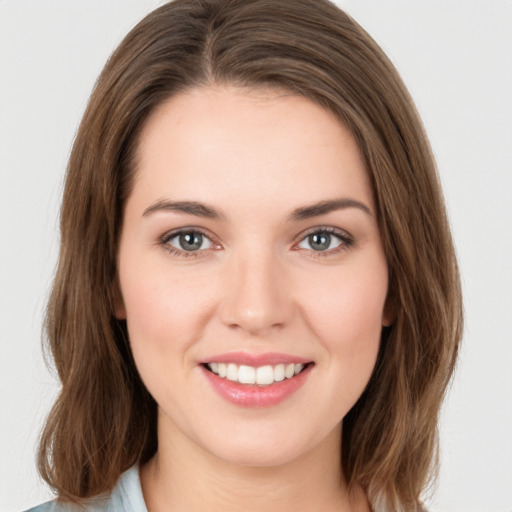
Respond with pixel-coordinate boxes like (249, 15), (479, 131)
(199, 351), (312, 367)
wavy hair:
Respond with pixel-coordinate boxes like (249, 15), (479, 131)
(38, 1), (462, 510)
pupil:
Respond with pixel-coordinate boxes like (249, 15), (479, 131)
(309, 233), (330, 251)
(180, 232), (202, 251)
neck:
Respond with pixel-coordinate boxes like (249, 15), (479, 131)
(140, 417), (369, 512)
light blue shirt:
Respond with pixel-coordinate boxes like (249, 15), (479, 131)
(25, 466), (148, 512)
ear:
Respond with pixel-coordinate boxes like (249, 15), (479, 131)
(112, 276), (127, 320)
(382, 314), (392, 328)
(382, 294), (396, 327)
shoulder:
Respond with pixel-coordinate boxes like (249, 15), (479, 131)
(23, 465), (146, 512)
(23, 496), (108, 512)
(23, 502), (83, 512)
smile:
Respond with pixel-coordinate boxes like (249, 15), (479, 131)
(200, 354), (314, 407)
(205, 362), (306, 387)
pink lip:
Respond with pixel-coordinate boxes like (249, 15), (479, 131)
(200, 351), (311, 366)
(200, 358), (313, 408)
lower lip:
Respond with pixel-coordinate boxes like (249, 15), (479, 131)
(201, 365), (312, 407)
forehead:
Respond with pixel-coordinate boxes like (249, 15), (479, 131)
(130, 86), (373, 214)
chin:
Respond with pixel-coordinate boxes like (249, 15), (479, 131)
(210, 443), (306, 469)
(199, 421), (341, 470)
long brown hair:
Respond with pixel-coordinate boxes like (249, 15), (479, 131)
(38, 1), (462, 510)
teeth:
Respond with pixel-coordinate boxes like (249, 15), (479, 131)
(206, 361), (307, 386)
(274, 364), (285, 382)
(256, 365), (274, 386)
(226, 363), (238, 381)
(238, 365), (256, 384)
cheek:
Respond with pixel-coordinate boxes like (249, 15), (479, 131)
(305, 259), (387, 325)
(309, 271), (387, 417)
(119, 259), (217, 360)
(299, 261), (387, 374)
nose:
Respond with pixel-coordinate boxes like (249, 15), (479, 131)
(218, 248), (293, 336)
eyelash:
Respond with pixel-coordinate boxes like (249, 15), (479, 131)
(158, 227), (216, 258)
(295, 227), (354, 258)
(158, 226), (354, 259)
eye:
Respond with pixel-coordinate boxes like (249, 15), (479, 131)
(296, 228), (352, 253)
(164, 230), (213, 252)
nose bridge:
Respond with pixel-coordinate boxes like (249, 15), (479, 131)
(219, 242), (291, 334)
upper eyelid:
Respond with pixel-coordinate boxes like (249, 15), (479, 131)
(295, 226), (352, 241)
(160, 226), (217, 243)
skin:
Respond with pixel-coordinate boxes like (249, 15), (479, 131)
(116, 86), (389, 512)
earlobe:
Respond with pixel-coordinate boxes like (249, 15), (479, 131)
(112, 277), (127, 320)
(115, 302), (127, 320)
(382, 295), (395, 327)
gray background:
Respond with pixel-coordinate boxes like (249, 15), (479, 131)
(1, 1), (511, 510)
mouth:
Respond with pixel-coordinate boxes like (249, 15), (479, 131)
(202, 362), (312, 387)
(199, 352), (314, 407)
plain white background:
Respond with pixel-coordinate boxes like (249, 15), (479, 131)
(1, 1), (511, 511)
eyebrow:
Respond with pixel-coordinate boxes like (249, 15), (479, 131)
(142, 200), (225, 220)
(142, 197), (372, 221)
(288, 198), (372, 221)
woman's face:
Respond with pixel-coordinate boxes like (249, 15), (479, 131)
(116, 86), (389, 467)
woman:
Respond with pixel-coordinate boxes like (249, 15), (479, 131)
(28, 0), (462, 510)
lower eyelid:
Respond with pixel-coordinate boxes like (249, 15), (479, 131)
(163, 245), (204, 258)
